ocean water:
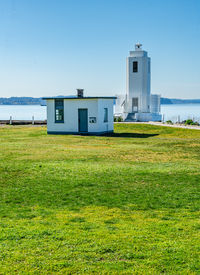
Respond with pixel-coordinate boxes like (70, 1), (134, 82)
(161, 104), (200, 123)
(0, 104), (200, 122)
(0, 105), (46, 120)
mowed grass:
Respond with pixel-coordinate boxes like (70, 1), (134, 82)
(0, 123), (199, 274)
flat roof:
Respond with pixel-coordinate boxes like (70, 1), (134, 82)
(42, 96), (117, 100)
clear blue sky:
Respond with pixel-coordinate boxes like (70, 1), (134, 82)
(0, 0), (200, 98)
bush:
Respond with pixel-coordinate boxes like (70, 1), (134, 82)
(185, 119), (193, 125)
(117, 116), (123, 122)
(184, 119), (199, 126)
(114, 116), (123, 122)
(166, 120), (173, 124)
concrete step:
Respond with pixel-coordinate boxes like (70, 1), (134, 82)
(125, 113), (136, 122)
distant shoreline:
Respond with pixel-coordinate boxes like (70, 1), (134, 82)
(160, 98), (200, 104)
(0, 97), (200, 105)
(1, 103), (200, 105)
(0, 104), (45, 106)
(161, 102), (200, 105)
(0, 97), (45, 105)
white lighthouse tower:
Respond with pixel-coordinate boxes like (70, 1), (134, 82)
(127, 43), (150, 113)
(123, 44), (161, 122)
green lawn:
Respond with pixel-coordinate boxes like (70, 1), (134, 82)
(0, 124), (199, 274)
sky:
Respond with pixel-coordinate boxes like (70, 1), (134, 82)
(0, 0), (200, 99)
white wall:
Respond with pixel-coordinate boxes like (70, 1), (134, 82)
(114, 94), (125, 115)
(46, 98), (114, 134)
(151, 94), (161, 113)
(98, 99), (114, 132)
(135, 112), (162, 122)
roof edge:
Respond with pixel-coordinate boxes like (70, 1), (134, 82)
(42, 96), (117, 100)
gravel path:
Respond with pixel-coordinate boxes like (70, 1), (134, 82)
(115, 121), (200, 130)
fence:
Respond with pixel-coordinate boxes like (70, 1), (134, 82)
(0, 116), (47, 125)
(162, 114), (200, 123)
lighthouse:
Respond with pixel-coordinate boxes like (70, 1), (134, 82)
(123, 44), (161, 122)
(127, 43), (150, 113)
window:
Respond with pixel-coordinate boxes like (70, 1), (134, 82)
(133, 61), (138, 73)
(55, 99), (64, 123)
(132, 97), (138, 112)
(89, 117), (97, 123)
(104, 108), (108, 122)
(148, 61), (150, 74)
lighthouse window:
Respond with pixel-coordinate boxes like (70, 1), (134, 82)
(55, 99), (64, 123)
(133, 61), (138, 73)
(104, 108), (108, 122)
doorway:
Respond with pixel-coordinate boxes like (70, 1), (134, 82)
(132, 97), (138, 112)
(78, 109), (88, 133)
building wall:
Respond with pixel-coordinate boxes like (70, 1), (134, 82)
(114, 94), (126, 115)
(46, 98), (114, 134)
(98, 99), (114, 132)
(126, 50), (151, 113)
(135, 112), (162, 122)
(150, 94), (161, 113)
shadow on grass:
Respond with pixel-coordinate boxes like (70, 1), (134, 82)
(104, 132), (159, 138)
(78, 132), (159, 138)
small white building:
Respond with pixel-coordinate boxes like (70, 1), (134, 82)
(43, 90), (116, 135)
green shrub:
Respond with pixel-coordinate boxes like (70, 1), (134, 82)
(117, 116), (123, 122)
(114, 116), (123, 122)
(166, 120), (173, 124)
(184, 119), (199, 126)
(185, 119), (194, 125)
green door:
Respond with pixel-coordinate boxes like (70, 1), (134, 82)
(78, 109), (88, 133)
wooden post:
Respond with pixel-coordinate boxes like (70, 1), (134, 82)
(9, 116), (12, 125)
(32, 116), (34, 125)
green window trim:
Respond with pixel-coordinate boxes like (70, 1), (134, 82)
(55, 99), (64, 123)
(104, 108), (108, 123)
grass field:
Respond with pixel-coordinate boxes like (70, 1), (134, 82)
(0, 123), (199, 274)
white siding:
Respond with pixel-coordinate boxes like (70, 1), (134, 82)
(46, 98), (114, 134)
(150, 94), (161, 113)
(98, 99), (114, 132)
